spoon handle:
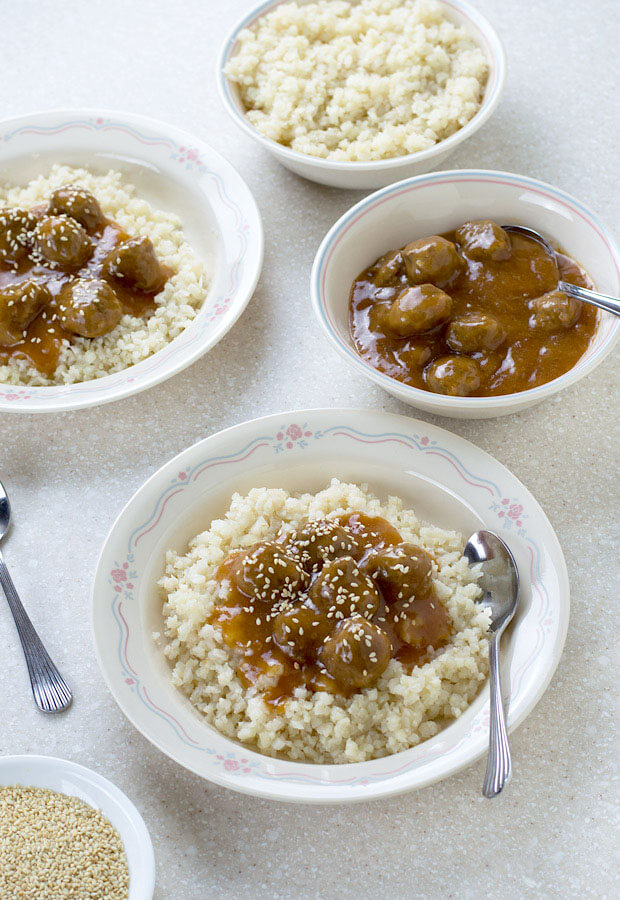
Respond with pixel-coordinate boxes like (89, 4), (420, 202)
(483, 631), (511, 798)
(559, 281), (620, 317)
(0, 550), (72, 713)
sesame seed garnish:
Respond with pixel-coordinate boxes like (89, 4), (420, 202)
(0, 785), (130, 897)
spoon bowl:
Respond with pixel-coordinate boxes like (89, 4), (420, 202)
(465, 529), (519, 630)
(0, 487), (10, 542)
(465, 529), (519, 797)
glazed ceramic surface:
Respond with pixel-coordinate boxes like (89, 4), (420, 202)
(0, 109), (263, 413)
(217, 0), (506, 189)
(0, 754), (155, 899)
(311, 170), (620, 417)
(92, 409), (569, 803)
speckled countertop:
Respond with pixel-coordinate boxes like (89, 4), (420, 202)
(1, 0), (618, 897)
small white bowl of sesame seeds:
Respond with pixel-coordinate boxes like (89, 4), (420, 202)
(0, 755), (155, 899)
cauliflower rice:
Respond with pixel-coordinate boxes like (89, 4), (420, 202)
(158, 480), (490, 764)
(0, 165), (209, 386)
(226, 0), (489, 162)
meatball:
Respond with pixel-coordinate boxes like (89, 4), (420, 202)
(395, 343), (433, 371)
(272, 604), (331, 661)
(446, 312), (506, 353)
(230, 541), (307, 607)
(0, 208), (37, 267)
(361, 543), (433, 604)
(425, 355), (482, 396)
(373, 250), (403, 286)
(309, 556), (380, 620)
(320, 618), (392, 690)
(455, 220), (511, 262)
(368, 302), (390, 332)
(476, 351), (502, 381)
(394, 594), (452, 651)
(529, 290), (581, 331)
(48, 186), (105, 234)
(104, 236), (165, 292)
(281, 520), (360, 573)
(338, 513), (402, 554)
(0, 280), (49, 345)
(386, 284), (452, 337)
(402, 235), (460, 287)
(33, 215), (93, 269)
(58, 278), (122, 338)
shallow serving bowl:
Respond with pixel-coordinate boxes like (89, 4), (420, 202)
(311, 170), (620, 418)
(92, 408), (569, 803)
(0, 108), (263, 413)
(0, 755), (155, 899)
(217, 0), (506, 189)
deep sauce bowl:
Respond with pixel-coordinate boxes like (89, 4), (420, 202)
(311, 169), (620, 418)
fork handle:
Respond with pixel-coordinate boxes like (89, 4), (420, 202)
(559, 281), (620, 317)
(483, 631), (511, 798)
(0, 550), (72, 713)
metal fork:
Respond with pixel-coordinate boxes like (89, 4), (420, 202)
(0, 479), (72, 712)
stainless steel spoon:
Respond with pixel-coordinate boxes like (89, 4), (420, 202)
(502, 224), (620, 318)
(465, 530), (519, 798)
(0, 480), (72, 712)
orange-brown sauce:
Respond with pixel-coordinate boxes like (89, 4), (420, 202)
(0, 208), (169, 376)
(211, 513), (452, 707)
(349, 227), (597, 396)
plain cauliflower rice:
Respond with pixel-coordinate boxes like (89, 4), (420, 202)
(0, 164), (209, 386)
(158, 480), (490, 764)
(226, 0), (489, 162)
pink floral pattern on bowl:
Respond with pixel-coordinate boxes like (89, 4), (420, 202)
(273, 422), (317, 452)
(217, 755), (257, 776)
(0, 388), (32, 402)
(109, 560), (137, 595)
(490, 497), (528, 535)
(172, 145), (207, 172)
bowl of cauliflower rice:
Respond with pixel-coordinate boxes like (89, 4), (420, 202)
(218, 0), (506, 188)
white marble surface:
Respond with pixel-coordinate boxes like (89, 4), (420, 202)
(1, 0), (618, 897)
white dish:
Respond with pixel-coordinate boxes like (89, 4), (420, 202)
(0, 108), (263, 413)
(311, 169), (620, 418)
(217, 0), (506, 189)
(92, 408), (569, 803)
(0, 754), (155, 899)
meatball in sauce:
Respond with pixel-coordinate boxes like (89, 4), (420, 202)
(349, 220), (597, 397)
(0, 186), (170, 376)
(212, 512), (452, 706)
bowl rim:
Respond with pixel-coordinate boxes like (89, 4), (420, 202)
(91, 406), (570, 803)
(0, 106), (264, 413)
(0, 753), (155, 899)
(310, 168), (620, 411)
(217, 0), (507, 172)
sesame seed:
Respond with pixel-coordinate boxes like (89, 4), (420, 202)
(0, 785), (129, 898)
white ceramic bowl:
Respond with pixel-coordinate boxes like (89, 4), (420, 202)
(0, 755), (155, 899)
(0, 108), (263, 413)
(311, 170), (620, 418)
(217, 0), (506, 189)
(92, 408), (569, 803)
